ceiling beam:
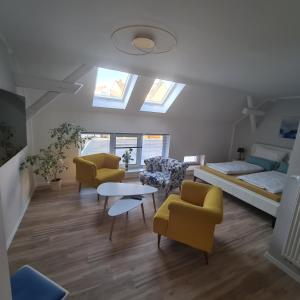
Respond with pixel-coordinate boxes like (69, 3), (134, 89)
(26, 64), (94, 120)
(14, 73), (83, 94)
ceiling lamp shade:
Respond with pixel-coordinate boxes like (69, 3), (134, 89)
(132, 36), (155, 52)
(111, 25), (177, 55)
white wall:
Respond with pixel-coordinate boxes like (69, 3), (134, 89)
(0, 41), (34, 248)
(30, 69), (245, 184)
(32, 110), (233, 183)
(233, 99), (300, 158)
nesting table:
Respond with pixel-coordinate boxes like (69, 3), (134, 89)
(97, 183), (158, 240)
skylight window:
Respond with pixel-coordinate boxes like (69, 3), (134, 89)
(141, 79), (185, 113)
(93, 67), (138, 109)
(145, 79), (176, 105)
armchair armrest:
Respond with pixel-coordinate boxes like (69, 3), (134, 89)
(168, 200), (222, 224)
(73, 157), (97, 180)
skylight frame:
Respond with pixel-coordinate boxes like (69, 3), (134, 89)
(92, 67), (138, 110)
(140, 80), (185, 113)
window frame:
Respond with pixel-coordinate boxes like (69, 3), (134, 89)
(80, 132), (170, 169)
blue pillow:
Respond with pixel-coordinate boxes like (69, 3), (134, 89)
(245, 156), (279, 171)
(277, 161), (289, 173)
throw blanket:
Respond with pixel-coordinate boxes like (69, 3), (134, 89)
(238, 171), (287, 194)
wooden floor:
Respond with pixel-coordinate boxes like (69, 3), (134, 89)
(8, 180), (300, 300)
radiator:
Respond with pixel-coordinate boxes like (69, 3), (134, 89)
(282, 176), (300, 268)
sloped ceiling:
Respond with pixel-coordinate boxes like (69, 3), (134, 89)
(1, 0), (300, 97)
(40, 67), (246, 123)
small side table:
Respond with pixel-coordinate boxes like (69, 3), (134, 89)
(108, 199), (145, 240)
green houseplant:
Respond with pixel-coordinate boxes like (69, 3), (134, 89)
(21, 122), (87, 190)
(122, 148), (134, 171)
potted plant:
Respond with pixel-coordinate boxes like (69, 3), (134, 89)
(21, 122), (87, 190)
(122, 148), (134, 171)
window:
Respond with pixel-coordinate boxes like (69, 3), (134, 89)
(80, 133), (170, 169)
(141, 135), (164, 163)
(115, 136), (138, 165)
(81, 134), (110, 155)
(140, 79), (185, 113)
(184, 155), (199, 164)
(145, 79), (176, 104)
(92, 67), (138, 109)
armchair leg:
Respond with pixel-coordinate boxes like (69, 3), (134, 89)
(78, 182), (81, 192)
(157, 234), (161, 248)
(204, 252), (208, 265)
(193, 176), (197, 182)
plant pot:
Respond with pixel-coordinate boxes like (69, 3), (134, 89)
(50, 178), (62, 191)
(125, 163), (129, 171)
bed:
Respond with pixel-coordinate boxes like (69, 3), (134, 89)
(193, 144), (291, 217)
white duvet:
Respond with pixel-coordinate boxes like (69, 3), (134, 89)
(238, 171), (287, 194)
(207, 161), (264, 175)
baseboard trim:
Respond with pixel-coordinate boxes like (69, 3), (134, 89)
(265, 251), (300, 284)
(6, 187), (35, 250)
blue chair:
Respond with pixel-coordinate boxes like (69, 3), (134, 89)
(11, 265), (69, 300)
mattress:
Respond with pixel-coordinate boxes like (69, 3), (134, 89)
(238, 171), (287, 194)
(206, 161), (264, 175)
(200, 165), (281, 202)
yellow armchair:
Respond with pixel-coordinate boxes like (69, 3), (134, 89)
(153, 180), (223, 263)
(73, 153), (125, 191)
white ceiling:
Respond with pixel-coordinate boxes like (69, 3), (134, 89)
(1, 0), (300, 97)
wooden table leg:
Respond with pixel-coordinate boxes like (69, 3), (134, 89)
(141, 203), (146, 222)
(152, 193), (157, 212)
(102, 196), (109, 222)
(109, 217), (115, 241)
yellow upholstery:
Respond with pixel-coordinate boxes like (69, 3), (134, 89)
(73, 153), (125, 188)
(153, 180), (223, 253)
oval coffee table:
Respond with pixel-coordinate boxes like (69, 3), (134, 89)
(97, 182), (158, 221)
(108, 199), (145, 240)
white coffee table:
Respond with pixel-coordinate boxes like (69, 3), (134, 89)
(97, 182), (158, 220)
(108, 199), (145, 240)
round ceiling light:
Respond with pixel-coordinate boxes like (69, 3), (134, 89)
(132, 36), (155, 52)
(111, 25), (177, 55)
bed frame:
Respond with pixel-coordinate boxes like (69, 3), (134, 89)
(193, 143), (292, 218)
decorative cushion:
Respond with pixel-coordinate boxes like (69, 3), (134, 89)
(277, 161), (289, 173)
(252, 145), (289, 162)
(11, 265), (67, 300)
(245, 156), (279, 171)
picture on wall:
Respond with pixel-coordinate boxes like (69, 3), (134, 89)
(279, 117), (299, 140)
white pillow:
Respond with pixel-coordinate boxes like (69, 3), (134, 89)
(252, 145), (288, 162)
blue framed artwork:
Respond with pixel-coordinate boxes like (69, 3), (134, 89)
(279, 117), (299, 140)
